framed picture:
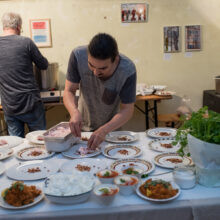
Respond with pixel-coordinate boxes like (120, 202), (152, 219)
(185, 25), (201, 51)
(163, 26), (180, 53)
(30, 19), (52, 48)
(121, 3), (148, 23)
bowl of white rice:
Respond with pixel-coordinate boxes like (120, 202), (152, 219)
(43, 172), (95, 204)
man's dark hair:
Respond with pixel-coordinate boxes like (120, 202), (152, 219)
(88, 33), (119, 62)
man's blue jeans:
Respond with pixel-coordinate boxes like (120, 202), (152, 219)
(4, 102), (46, 138)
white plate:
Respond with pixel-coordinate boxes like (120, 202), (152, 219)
(136, 178), (181, 202)
(147, 127), (177, 139)
(110, 158), (155, 175)
(0, 148), (13, 160)
(102, 144), (142, 159)
(0, 162), (5, 175)
(0, 187), (43, 209)
(149, 138), (180, 153)
(105, 131), (138, 143)
(153, 153), (193, 169)
(150, 85), (167, 91)
(154, 91), (175, 96)
(60, 158), (110, 175)
(16, 145), (55, 160)
(62, 143), (101, 159)
(6, 160), (59, 181)
(0, 136), (24, 148)
(25, 130), (46, 145)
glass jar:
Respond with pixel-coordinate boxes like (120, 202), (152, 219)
(173, 166), (196, 189)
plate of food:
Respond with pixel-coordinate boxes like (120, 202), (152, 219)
(15, 145), (55, 160)
(6, 160), (59, 181)
(153, 153), (193, 169)
(102, 144), (142, 159)
(0, 181), (43, 209)
(0, 136), (24, 148)
(149, 138), (180, 153)
(136, 178), (181, 202)
(146, 127), (177, 139)
(60, 158), (110, 176)
(0, 148), (13, 160)
(25, 130), (47, 145)
(62, 143), (101, 159)
(110, 158), (155, 176)
(105, 131), (138, 143)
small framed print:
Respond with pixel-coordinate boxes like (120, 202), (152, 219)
(30, 19), (52, 48)
(185, 25), (201, 51)
(121, 3), (148, 23)
(163, 26), (181, 53)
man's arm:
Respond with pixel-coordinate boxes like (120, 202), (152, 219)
(88, 103), (134, 149)
(29, 39), (48, 70)
(63, 79), (82, 137)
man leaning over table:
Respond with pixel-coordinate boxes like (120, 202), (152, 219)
(63, 33), (137, 149)
(0, 12), (48, 137)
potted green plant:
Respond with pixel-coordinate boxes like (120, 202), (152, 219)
(174, 106), (220, 187)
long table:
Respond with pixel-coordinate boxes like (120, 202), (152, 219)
(0, 132), (219, 220)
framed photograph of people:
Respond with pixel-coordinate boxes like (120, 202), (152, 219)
(121, 3), (148, 23)
(30, 19), (52, 48)
(185, 25), (201, 51)
(163, 26), (181, 53)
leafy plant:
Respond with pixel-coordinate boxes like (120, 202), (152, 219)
(173, 106), (220, 156)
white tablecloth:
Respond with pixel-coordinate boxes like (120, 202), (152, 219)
(0, 132), (219, 220)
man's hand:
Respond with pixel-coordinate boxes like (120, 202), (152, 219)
(87, 127), (108, 150)
(69, 109), (82, 137)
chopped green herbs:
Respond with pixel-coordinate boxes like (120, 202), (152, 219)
(99, 188), (109, 194)
(141, 174), (148, 178)
(120, 178), (126, 183)
(103, 171), (110, 177)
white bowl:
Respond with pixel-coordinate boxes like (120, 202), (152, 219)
(114, 175), (139, 195)
(93, 184), (119, 205)
(43, 172), (95, 204)
(150, 85), (167, 91)
(96, 169), (119, 184)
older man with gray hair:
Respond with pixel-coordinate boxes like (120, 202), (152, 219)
(0, 12), (48, 137)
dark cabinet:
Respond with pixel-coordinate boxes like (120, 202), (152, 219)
(203, 90), (220, 113)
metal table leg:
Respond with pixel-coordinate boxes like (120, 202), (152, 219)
(145, 101), (149, 129)
(154, 100), (158, 127)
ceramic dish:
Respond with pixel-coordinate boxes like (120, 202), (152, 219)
(93, 184), (119, 205)
(150, 85), (167, 91)
(105, 131), (138, 143)
(149, 138), (180, 153)
(102, 144), (142, 159)
(0, 136), (23, 148)
(0, 187), (43, 209)
(60, 158), (110, 176)
(43, 172), (95, 204)
(0, 148), (13, 160)
(146, 127), (177, 139)
(136, 178), (181, 203)
(62, 143), (101, 159)
(15, 145), (55, 160)
(153, 153), (193, 169)
(6, 160), (59, 181)
(110, 158), (155, 176)
(154, 91), (175, 96)
(25, 130), (46, 145)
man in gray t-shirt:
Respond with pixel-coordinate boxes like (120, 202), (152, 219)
(0, 12), (48, 137)
(64, 33), (136, 149)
